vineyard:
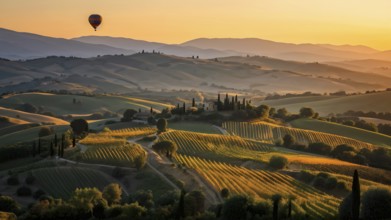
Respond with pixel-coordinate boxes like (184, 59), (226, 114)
(79, 143), (145, 167)
(223, 121), (375, 150)
(109, 127), (156, 138)
(159, 130), (272, 163)
(175, 154), (340, 219)
(32, 167), (114, 198)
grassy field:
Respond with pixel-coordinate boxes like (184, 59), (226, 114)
(175, 154), (340, 219)
(169, 121), (222, 134)
(0, 125), (69, 146)
(0, 93), (173, 115)
(223, 121), (375, 150)
(0, 107), (68, 125)
(0, 123), (40, 137)
(32, 166), (114, 199)
(260, 91), (391, 116)
(290, 118), (391, 147)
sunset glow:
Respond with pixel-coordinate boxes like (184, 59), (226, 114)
(1, 0), (391, 49)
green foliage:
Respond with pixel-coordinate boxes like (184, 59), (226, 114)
(134, 153), (147, 171)
(7, 176), (19, 186)
(157, 118), (168, 133)
(222, 195), (251, 220)
(122, 109), (138, 122)
(38, 126), (53, 137)
(152, 140), (178, 157)
(269, 156), (288, 169)
(299, 107), (315, 118)
(185, 190), (206, 216)
(282, 134), (295, 147)
(16, 186), (32, 197)
(103, 183), (122, 206)
(255, 104), (270, 119)
(0, 196), (21, 213)
(220, 188), (230, 199)
(308, 142), (333, 155)
(361, 187), (391, 220)
(70, 118), (89, 136)
(69, 187), (103, 214)
(131, 190), (154, 209)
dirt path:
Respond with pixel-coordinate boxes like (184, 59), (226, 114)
(132, 137), (223, 205)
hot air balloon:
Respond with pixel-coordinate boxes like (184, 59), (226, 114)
(89, 14), (102, 31)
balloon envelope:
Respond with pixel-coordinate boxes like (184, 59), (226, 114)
(89, 14), (102, 31)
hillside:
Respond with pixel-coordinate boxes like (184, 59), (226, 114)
(0, 93), (173, 115)
(0, 107), (68, 125)
(290, 118), (391, 148)
(0, 28), (133, 60)
(0, 53), (388, 95)
(182, 38), (389, 62)
(260, 91), (391, 115)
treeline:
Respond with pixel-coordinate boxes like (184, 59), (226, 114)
(281, 135), (391, 173)
(330, 115), (391, 136)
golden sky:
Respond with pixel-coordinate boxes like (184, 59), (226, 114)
(1, 0), (391, 50)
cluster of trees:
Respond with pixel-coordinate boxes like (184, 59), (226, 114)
(0, 184), (214, 220)
(281, 135), (391, 170)
(152, 140), (178, 159)
(339, 170), (391, 220)
(265, 92), (322, 100)
(298, 170), (349, 192)
(216, 94), (249, 112)
(343, 110), (391, 121)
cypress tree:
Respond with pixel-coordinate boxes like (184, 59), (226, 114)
(38, 138), (41, 154)
(176, 189), (186, 220)
(352, 170), (360, 220)
(150, 107), (153, 114)
(217, 94), (222, 111)
(242, 98), (246, 110)
(288, 199), (292, 219)
(272, 194), (281, 220)
(32, 141), (36, 158)
(54, 133), (58, 146)
(183, 102), (186, 113)
(50, 142), (54, 157)
(192, 98), (195, 107)
(72, 136), (76, 147)
(231, 97), (235, 110)
(235, 95), (238, 103)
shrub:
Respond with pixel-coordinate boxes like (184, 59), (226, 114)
(38, 126), (53, 137)
(299, 107), (315, 118)
(361, 188), (391, 220)
(33, 189), (46, 199)
(308, 142), (333, 155)
(282, 134), (295, 147)
(17, 186), (32, 196)
(157, 118), (168, 133)
(269, 156), (289, 169)
(25, 175), (36, 185)
(299, 170), (315, 183)
(7, 176), (19, 186)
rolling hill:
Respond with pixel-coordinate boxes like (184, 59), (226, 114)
(0, 53), (388, 95)
(260, 91), (391, 115)
(0, 28), (133, 60)
(0, 107), (68, 125)
(290, 118), (391, 148)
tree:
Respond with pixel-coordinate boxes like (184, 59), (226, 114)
(70, 187), (103, 218)
(331, 144), (355, 158)
(93, 199), (107, 219)
(0, 195), (21, 213)
(38, 126), (53, 137)
(192, 98), (195, 107)
(157, 118), (168, 133)
(282, 134), (295, 147)
(17, 103), (38, 113)
(352, 170), (360, 220)
(220, 188), (230, 199)
(276, 108), (289, 119)
(361, 187), (391, 220)
(255, 104), (270, 119)
(222, 195), (250, 220)
(134, 154), (147, 170)
(184, 190), (206, 216)
(70, 119), (89, 136)
(103, 183), (122, 206)
(308, 142), (333, 155)
(122, 109), (137, 122)
(152, 140), (178, 158)
(299, 107), (315, 118)
(272, 194), (282, 220)
(269, 156), (288, 169)
(176, 189), (186, 220)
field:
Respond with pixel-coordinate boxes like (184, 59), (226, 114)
(0, 93), (173, 115)
(160, 130), (272, 164)
(175, 154), (340, 219)
(0, 125), (69, 146)
(260, 91), (391, 116)
(32, 167), (114, 199)
(290, 118), (391, 147)
(169, 121), (222, 134)
(222, 121), (375, 150)
(0, 106), (68, 125)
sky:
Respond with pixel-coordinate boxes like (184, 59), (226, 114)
(1, 0), (391, 50)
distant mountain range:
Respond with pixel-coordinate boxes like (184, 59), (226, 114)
(2, 27), (391, 62)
